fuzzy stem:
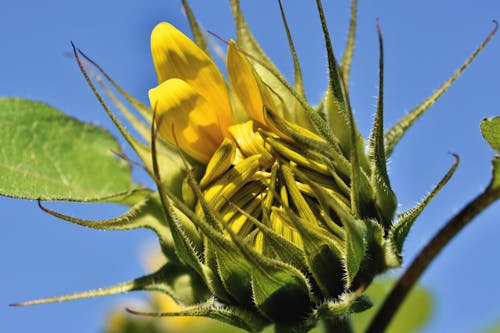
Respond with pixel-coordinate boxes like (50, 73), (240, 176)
(366, 184), (500, 333)
(323, 316), (353, 333)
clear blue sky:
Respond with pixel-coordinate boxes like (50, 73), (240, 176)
(1, 1), (499, 332)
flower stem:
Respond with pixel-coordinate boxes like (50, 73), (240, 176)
(366, 184), (500, 333)
(323, 316), (353, 333)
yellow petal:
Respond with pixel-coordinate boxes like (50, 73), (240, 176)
(227, 40), (276, 126)
(151, 22), (233, 136)
(149, 78), (223, 163)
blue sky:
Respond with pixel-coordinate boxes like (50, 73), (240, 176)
(1, 1), (499, 332)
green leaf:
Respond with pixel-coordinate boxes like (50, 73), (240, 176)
(481, 117), (500, 153)
(0, 98), (133, 201)
(351, 279), (433, 333)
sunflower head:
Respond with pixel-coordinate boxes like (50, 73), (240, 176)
(141, 2), (404, 330)
(118, 1), (468, 330)
(22, 0), (495, 332)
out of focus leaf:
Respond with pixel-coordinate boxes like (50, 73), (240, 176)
(480, 319), (500, 333)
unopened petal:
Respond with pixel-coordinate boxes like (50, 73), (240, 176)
(149, 78), (223, 163)
(151, 22), (233, 136)
(227, 41), (276, 126)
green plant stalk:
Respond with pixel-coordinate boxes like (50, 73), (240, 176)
(366, 183), (500, 333)
(324, 316), (353, 333)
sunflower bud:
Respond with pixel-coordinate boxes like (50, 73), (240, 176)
(17, 1), (496, 332)
(136, 0), (493, 328)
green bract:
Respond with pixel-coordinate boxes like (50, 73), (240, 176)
(3, 1), (498, 332)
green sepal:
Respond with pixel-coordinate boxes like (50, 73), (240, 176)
(11, 261), (208, 307)
(214, 246), (254, 307)
(230, 201), (308, 271)
(150, 126), (207, 275)
(202, 240), (234, 304)
(155, 186), (205, 273)
(303, 174), (368, 287)
(368, 24), (397, 226)
(340, 216), (367, 287)
(285, 165), (367, 287)
(74, 47), (187, 198)
(183, 165), (255, 306)
(251, 262), (313, 323)
(78, 56), (152, 143)
(278, 165), (346, 295)
(357, 219), (386, 279)
(220, 215), (314, 323)
(350, 141), (375, 220)
(384, 22), (498, 157)
(315, 0), (369, 174)
(229, 0), (310, 127)
(339, 0), (358, 88)
(322, 86), (364, 163)
(229, 0), (276, 74)
(76, 49), (152, 124)
(181, 0), (211, 57)
(276, 0), (314, 131)
(147, 142), (187, 199)
(291, 168), (346, 240)
(39, 191), (176, 259)
(228, 2), (339, 146)
(386, 155), (459, 267)
(102, 188), (153, 206)
(127, 297), (269, 333)
(38, 190), (155, 232)
(280, 163), (317, 223)
(264, 108), (351, 178)
(272, 206), (345, 298)
(147, 261), (209, 306)
(308, 289), (373, 323)
(481, 117), (500, 153)
(325, 199), (367, 286)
